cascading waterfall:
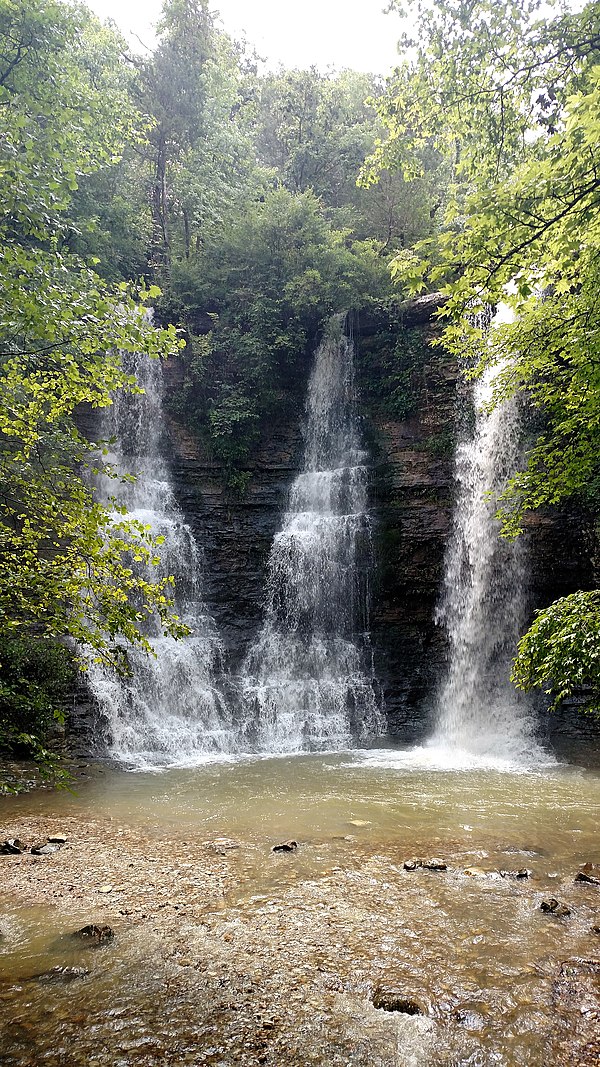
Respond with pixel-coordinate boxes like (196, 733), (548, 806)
(86, 352), (233, 767)
(430, 305), (547, 765)
(240, 318), (384, 752)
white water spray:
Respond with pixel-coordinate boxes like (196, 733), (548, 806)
(240, 319), (385, 752)
(86, 352), (233, 767)
(430, 306), (549, 767)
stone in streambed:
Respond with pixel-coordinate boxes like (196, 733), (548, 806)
(575, 863), (600, 886)
(403, 859), (422, 871)
(32, 966), (89, 984)
(1, 839), (27, 854)
(31, 843), (60, 855)
(422, 858), (447, 871)
(373, 987), (425, 1015)
(271, 840), (298, 853)
(47, 835), (67, 844)
(500, 868), (531, 879)
(203, 838), (241, 855)
(73, 924), (114, 946)
(540, 898), (571, 917)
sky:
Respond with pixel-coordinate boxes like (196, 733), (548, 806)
(87, 0), (406, 74)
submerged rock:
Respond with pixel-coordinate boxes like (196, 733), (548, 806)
(271, 840), (298, 853)
(373, 987), (425, 1015)
(33, 966), (89, 984)
(203, 838), (241, 855)
(575, 863), (600, 886)
(423, 858), (447, 871)
(540, 898), (571, 918)
(0, 839), (26, 854)
(73, 924), (114, 945)
(500, 868), (531, 879)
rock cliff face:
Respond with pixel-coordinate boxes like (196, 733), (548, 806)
(79, 297), (594, 749)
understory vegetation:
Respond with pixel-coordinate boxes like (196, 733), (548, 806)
(0, 0), (598, 775)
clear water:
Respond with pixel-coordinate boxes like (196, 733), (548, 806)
(1, 752), (599, 1065)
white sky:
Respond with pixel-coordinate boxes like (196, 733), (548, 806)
(87, 0), (406, 74)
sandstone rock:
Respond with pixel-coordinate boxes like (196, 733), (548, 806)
(575, 864), (600, 886)
(1, 839), (26, 854)
(403, 859), (422, 871)
(348, 820), (371, 828)
(73, 924), (114, 945)
(373, 986), (425, 1015)
(271, 840), (298, 853)
(47, 835), (67, 844)
(541, 898), (571, 917)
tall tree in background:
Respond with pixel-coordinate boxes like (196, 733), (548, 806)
(0, 0), (185, 685)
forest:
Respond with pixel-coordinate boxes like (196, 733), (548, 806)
(0, 0), (598, 769)
(0, 1), (599, 1063)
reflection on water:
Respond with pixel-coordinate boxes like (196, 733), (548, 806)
(1, 751), (600, 1065)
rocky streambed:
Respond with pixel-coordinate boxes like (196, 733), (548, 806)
(1, 754), (599, 1065)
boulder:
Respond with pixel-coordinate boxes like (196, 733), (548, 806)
(403, 859), (422, 871)
(540, 898), (571, 918)
(0, 839), (26, 855)
(271, 840), (298, 853)
(422, 858), (447, 871)
(575, 864), (600, 886)
(31, 843), (60, 855)
(73, 924), (114, 945)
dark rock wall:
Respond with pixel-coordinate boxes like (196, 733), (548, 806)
(135, 299), (598, 744)
(167, 409), (303, 671)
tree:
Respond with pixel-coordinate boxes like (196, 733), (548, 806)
(168, 186), (393, 471)
(368, 0), (600, 713)
(0, 0), (186, 688)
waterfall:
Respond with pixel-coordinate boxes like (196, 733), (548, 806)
(430, 305), (547, 765)
(239, 318), (385, 752)
(86, 351), (233, 767)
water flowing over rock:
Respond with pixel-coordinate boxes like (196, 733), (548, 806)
(429, 306), (548, 767)
(239, 318), (385, 752)
(86, 350), (233, 767)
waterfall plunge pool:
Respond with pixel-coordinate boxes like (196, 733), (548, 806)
(1, 750), (599, 1066)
